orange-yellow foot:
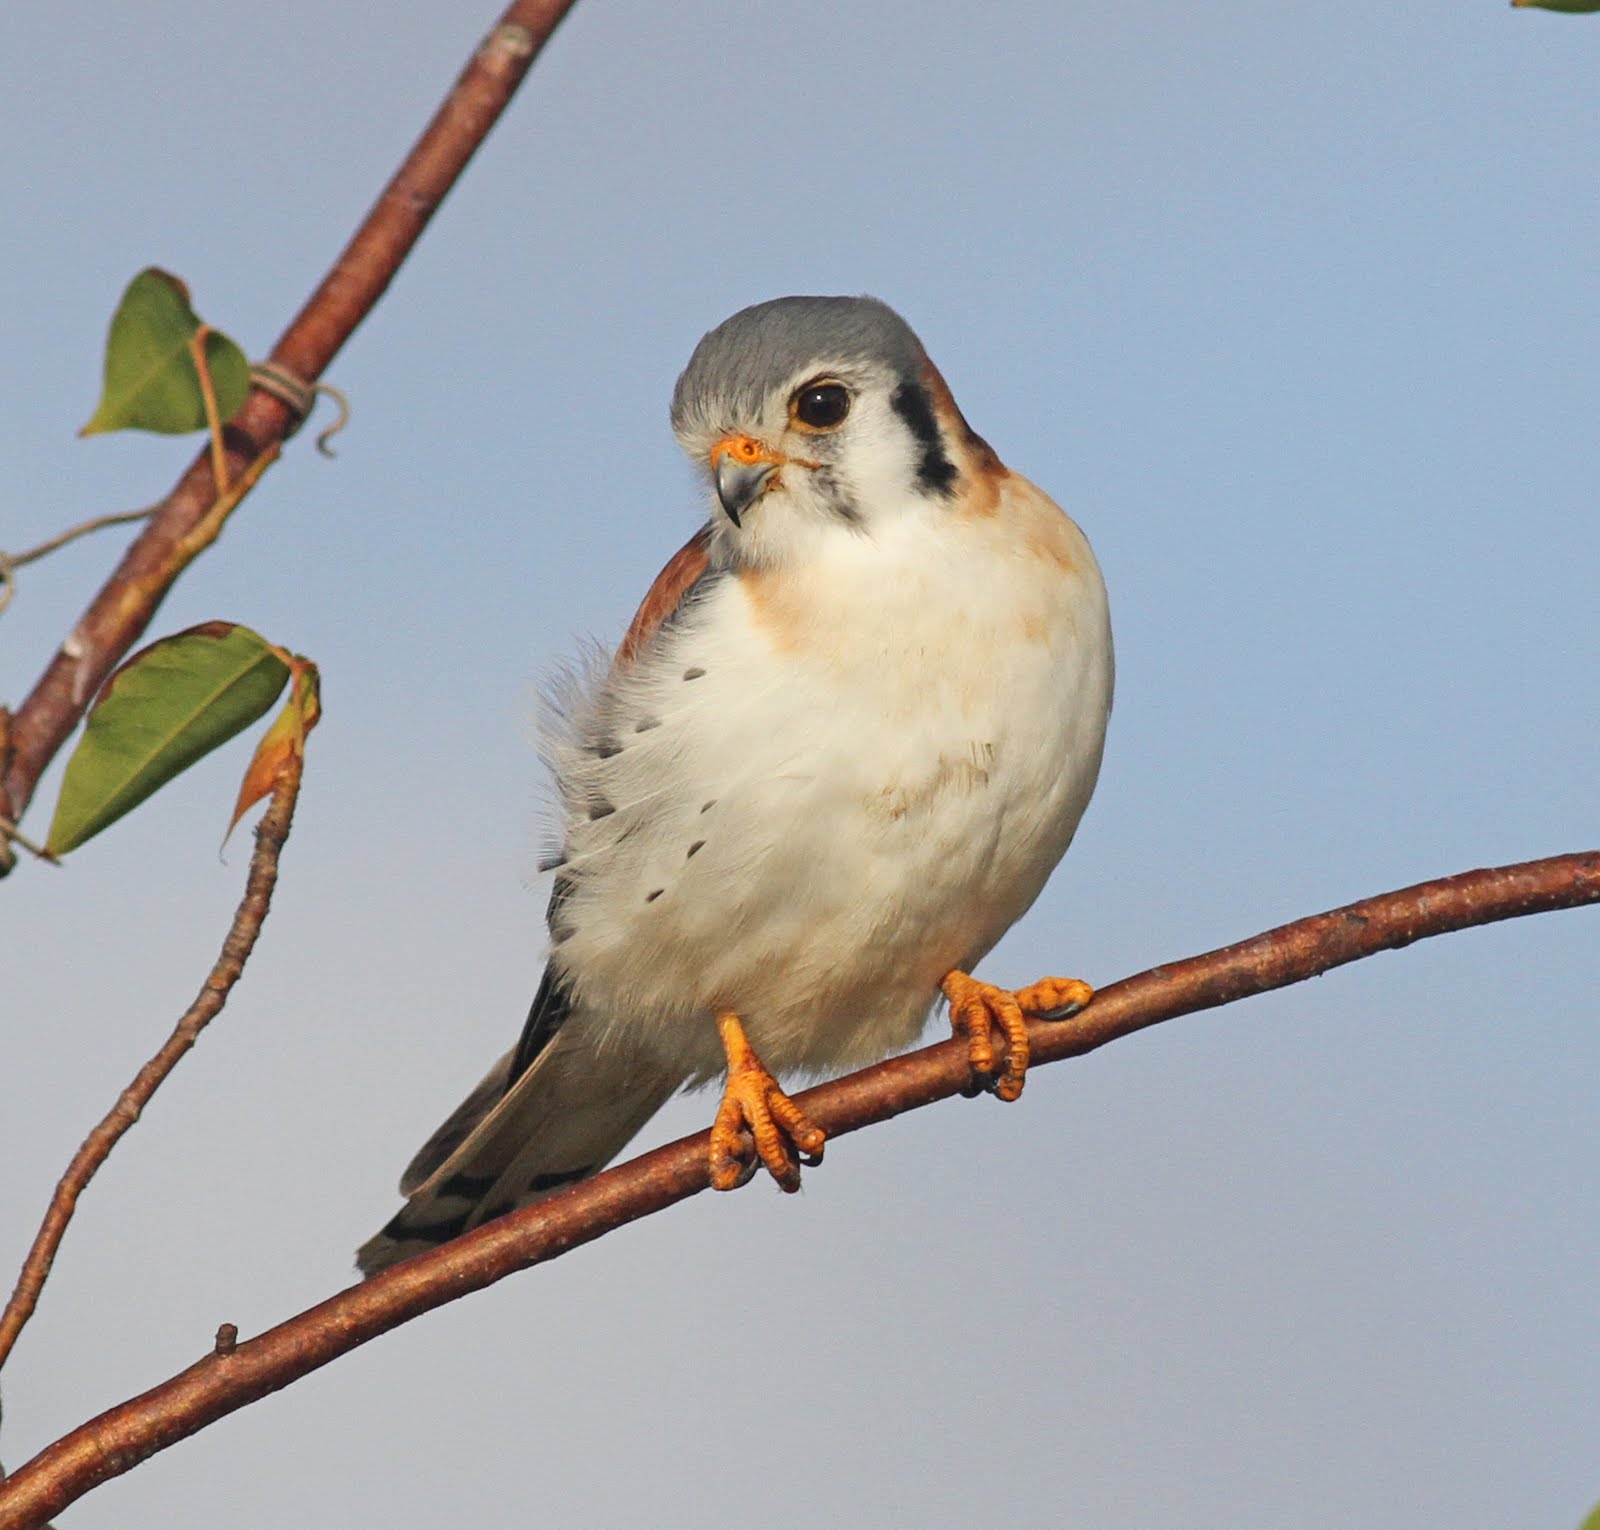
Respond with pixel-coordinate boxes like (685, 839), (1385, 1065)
(708, 1011), (826, 1192)
(940, 971), (1094, 1102)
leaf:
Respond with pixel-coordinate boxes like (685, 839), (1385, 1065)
(225, 658), (321, 841)
(47, 623), (290, 855)
(1580, 1501), (1600, 1530)
(1512, 0), (1600, 10)
(80, 268), (251, 436)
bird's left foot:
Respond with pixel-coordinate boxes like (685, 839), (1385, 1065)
(941, 971), (1094, 1102)
(709, 1011), (826, 1192)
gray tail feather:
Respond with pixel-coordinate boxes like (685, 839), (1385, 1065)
(356, 1027), (681, 1278)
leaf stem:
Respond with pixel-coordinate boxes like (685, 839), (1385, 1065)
(190, 327), (232, 497)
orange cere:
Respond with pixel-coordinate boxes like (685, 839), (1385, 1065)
(709, 433), (785, 469)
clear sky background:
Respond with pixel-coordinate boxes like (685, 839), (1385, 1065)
(2, 3), (1596, 1526)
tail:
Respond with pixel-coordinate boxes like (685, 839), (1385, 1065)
(356, 998), (680, 1278)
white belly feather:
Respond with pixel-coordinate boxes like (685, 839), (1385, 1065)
(547, 480), (1112, 1083)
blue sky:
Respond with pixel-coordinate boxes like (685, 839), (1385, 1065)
(3, 3), (1597, 1526)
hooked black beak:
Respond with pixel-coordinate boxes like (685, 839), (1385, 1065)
(710, 435), (782, 527)
(714, 457), (776, 527)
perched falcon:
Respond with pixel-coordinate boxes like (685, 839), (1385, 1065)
(357, 295), (1113, 1276)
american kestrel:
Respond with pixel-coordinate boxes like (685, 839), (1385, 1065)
(357, 296), (1113, 1276)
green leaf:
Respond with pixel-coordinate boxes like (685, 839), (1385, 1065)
(1512, 0), (1600, 10)
(46, 623), (291, 855)
(79, 268), (251, 436)
(1579, 1500), (1600, 1530)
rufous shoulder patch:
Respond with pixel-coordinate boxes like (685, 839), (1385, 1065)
(617, 525), (713, 668)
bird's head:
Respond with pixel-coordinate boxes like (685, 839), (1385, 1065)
(670, 296), (997, 567)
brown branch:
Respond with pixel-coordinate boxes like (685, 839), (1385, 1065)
(0, 0), (580, 855)
(0, 754), (304, 1379)
(0, 848), (1593, 1530)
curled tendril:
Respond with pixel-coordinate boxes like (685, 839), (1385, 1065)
(249, 364), (350, 457)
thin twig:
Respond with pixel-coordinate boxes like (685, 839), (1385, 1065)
(0, 817), (57, 865)
(1, 509), (160, 575)
(0, 511), (159, 619)
(0, 848), (1593, 1530)
(0, 0), (580, 855)
(0, 755), (303, 1378)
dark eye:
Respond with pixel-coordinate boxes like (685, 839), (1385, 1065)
(792, 380), (851, 430)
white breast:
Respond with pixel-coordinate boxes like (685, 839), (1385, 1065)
(546, 477), (1113, 1083)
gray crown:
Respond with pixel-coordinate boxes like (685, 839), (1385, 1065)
(671, 296), (929, 437)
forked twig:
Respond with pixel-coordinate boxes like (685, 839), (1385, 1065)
(0, 0), (581, 855)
